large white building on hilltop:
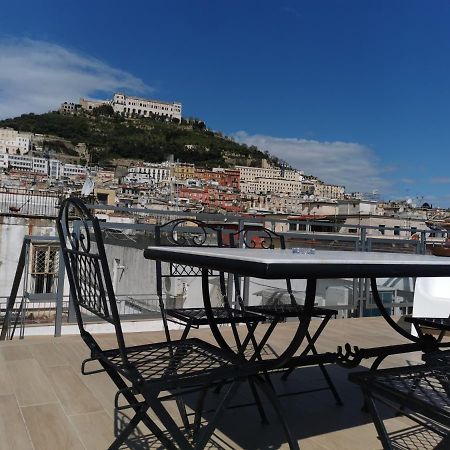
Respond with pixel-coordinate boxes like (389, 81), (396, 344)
(0, 128), (33, 155)
(112, 93), (182, 121)
(66, 93), (182, 121)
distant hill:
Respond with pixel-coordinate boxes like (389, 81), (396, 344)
(0, 111), (280, 168)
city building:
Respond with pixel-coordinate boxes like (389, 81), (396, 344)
(0, 128), (33, 155)
(172, 162), (195, 181)
(194, 168), (240, 190)
(237, 162), (303, 195)
(125, 163), (171, 185)
(0, 153), (86, 179)
(313, 182), (346, 200)
(236, 163), (302, 183)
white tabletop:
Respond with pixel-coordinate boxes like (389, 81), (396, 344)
(144, 247), (450, 279)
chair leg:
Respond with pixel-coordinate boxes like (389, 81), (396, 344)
(253, 376), (300, 450)
(248, 376), (270, 424)
(282, 331), (343, 406)
(101, 362), (176, 449)
(193, 380), (241, 450)
(316, 359), (343, 405)
(177, 396), (191, 433)
(109, 404), (150, 450)
(363, 390), (394, 450)
(146, 391), (194, 449)
(193, 385), (211, 439)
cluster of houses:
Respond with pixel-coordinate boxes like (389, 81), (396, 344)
(1, 125), (445, 243)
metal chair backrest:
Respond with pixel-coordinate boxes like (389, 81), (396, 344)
(154, 218), (230, 339)
(56, 197), (129, 364)
(230, 225), (298, 307)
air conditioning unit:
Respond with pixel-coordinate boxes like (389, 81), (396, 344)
(164, 277), (187, 309)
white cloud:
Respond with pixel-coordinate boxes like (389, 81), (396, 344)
(0, 38), (151, 119)
(430, 176), (450, 185)
(233, 131), (389, 193)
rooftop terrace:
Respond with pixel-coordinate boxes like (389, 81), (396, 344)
(0, 317), (431, 450)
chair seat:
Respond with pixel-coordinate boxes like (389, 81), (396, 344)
(405, 317), (450, 331)
(423, 350), (450, 364)
(246, 304), (337, 318)
(349, 363), (450, 427)
(166, 307), (266, 325)
(100, 337), (244, 390)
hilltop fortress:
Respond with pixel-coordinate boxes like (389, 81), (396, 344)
(60, 92), (182, 121)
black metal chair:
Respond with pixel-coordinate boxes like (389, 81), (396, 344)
(349, 362), (450, 449)
(229, 225), (343, 405)
(406, 316), (450, 344)
(155, 218), (267, 348)
(57, 198), (299, 449)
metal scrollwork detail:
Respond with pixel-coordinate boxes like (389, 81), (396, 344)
(61, 197), (93, 253)
(235, 227), (279, 249)
(336, 343), (362, 368)
(163, 219), (217, 247)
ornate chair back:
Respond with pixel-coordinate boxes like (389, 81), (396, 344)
(56, 197), (129, 366)
(154, 218), (231, 340)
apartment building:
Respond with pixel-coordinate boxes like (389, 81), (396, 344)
(172, 163), (195, 181)
(0, 128), (33, 155)
(236, 164), (302, 183)
(194, 168), (240, 190)
(126, 163), (171, 184)
(237, 162), (303, 195)
(313, 182), (345, 200)
(0, 154), (86, 179)
(240, 177), (302, 195)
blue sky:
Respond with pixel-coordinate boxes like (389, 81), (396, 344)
(1, 1), (450, 206)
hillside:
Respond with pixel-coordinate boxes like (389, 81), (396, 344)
(0, 111), (278, 168)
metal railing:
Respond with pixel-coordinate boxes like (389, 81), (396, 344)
(0, 187), (62, 217)
(2, 202), (439, 338)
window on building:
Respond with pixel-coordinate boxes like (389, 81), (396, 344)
(378, 225), (386, 235)
(30, 244), (59, 294)
(394, 226), (400, 236)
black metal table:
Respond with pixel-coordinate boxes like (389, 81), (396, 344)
(144, 247), (450, 369)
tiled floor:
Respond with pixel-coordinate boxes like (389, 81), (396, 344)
(0, 317), (435, 449)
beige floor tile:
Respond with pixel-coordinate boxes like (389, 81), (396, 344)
(46, 365), (103, 415)
(77, 370), (118, 415)
(21, 402), (85, 450)
(70, 411), (114, 450)
(30, 342), (69, 368)
(0, 394), (34, 450)
(6, 358), (58, 406)
(55, 340), (89, 371)
(0, 351), (14, 395)
(0, 345), (32, 361)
